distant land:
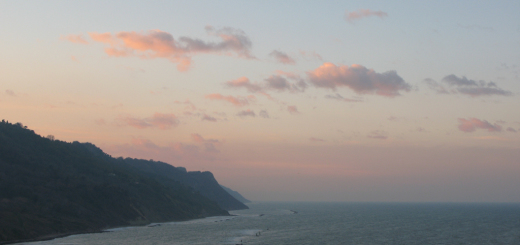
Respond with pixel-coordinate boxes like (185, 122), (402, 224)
(221, 185), (251, 203)
(0, 120), (249, 244)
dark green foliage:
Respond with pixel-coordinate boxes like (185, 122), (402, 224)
(220, 185), (251, 204)
(121, 158), (249, 211)
(0, 121), (228, 244)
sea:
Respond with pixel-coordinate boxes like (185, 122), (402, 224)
(17, 202), (520, 245)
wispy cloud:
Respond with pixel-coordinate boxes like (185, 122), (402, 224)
(287, 105), (299, 114)
(426, 75), (513, 97)
(506, 127), (517, 133)
(308, 63), (410, 97)
(345, 9), (388, 23)
(458, 24), (494, 32)
(458, 118), (502, 132)
(84, 26), (254, 71)
(269, 50), (296, 64)
(259, 110), (270, 118)
(205, 93), (255, 106)
(191, 133), (220, 152)
(367, 130), (388, 139)
(201, 114), (218, 122)
(61, 34), (89, 44)
(324, 93), (363, 102)
(225, 72), (307, 94)
(225, 77), (263, 93)
(442, 75), (513, 97)
(237, 109), (256, 117)
(309, 137), (325, 142)
(265, 75), (307, 93)
(5, 90), (16, 96)
(299, 50), (323, 61)
(116, 113), (179, 130)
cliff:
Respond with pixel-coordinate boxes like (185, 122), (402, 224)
(0, 121), (229, 244)
(121, 158), (249, 210)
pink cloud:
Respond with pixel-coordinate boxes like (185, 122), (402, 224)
(148, 113), (179, 129)
(307, 63), (410, 97)
(345, 9), (388, 23)
(269, 50), (296, 64)
(116, 113), (178, 130)
(205, 93), (254, 106)
(506, 127), (517, 133)
(287, 105), (299, 114)
(458, 118), (502, 133)
(85, 27), (254, 71)
(191, 133), (220, 143)
(225, 77), (263, 93)
(105, 138), (222, 165)
(61, 34), (89, 44)
(190, 133), (220, 152)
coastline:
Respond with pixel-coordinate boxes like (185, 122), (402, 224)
(2, 213), (235, 245)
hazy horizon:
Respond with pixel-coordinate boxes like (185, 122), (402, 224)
(2, 0), (520, 203)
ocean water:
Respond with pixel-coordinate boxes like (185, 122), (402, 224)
(18, 202), (520, 245)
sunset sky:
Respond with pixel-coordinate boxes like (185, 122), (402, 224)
(2, 1), (520, 202)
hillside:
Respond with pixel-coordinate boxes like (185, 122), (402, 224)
(120, 158), (249, 210)
(221, 185), (251, 203)
(0, 121), (229, 244)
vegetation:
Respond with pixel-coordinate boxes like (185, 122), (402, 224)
(0, 120), (229, 244)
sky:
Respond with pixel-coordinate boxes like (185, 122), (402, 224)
(1, 0), (520, 202)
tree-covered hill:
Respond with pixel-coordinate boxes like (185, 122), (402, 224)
(0, 121), (229, 244)
(120, 158), (249, 210)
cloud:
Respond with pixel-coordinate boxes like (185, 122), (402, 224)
(265, 75), (307, 93)
(191, 133), (220, 152)
(269, 50), (296, 64)
(105, 138), (220, 166)
(367, 130), (388, 139)
(309, 137), (325, 142)
(86, 26), (254, 71)
(308, 63), (410, 97)
(345, 9), (388, 23)
(205, 93), (255, 106)
(225, 72), (307, 94)
(116, 113), (179, 129)
(506, 127), (517, 133)
(259, 110), (269, 118)
(458, 118), (502, 132)
(287, 105), (299, 114)
(431, 75), (514, 97)
(423, 78), (449, 94)
(324, 93), (363, 102)
(191, 133), (219, 143)
(458, 24), (494, 32)
(416, 127), (427, 132)
(225, 77), (263, 93)
(61, 34), (89, 44)
(5, 90), (16, 96)
(95, 119), (106, 125)
(237, 109), (256, 117)
(299, 50), (323, 61)
(201, 114), (217, 122)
